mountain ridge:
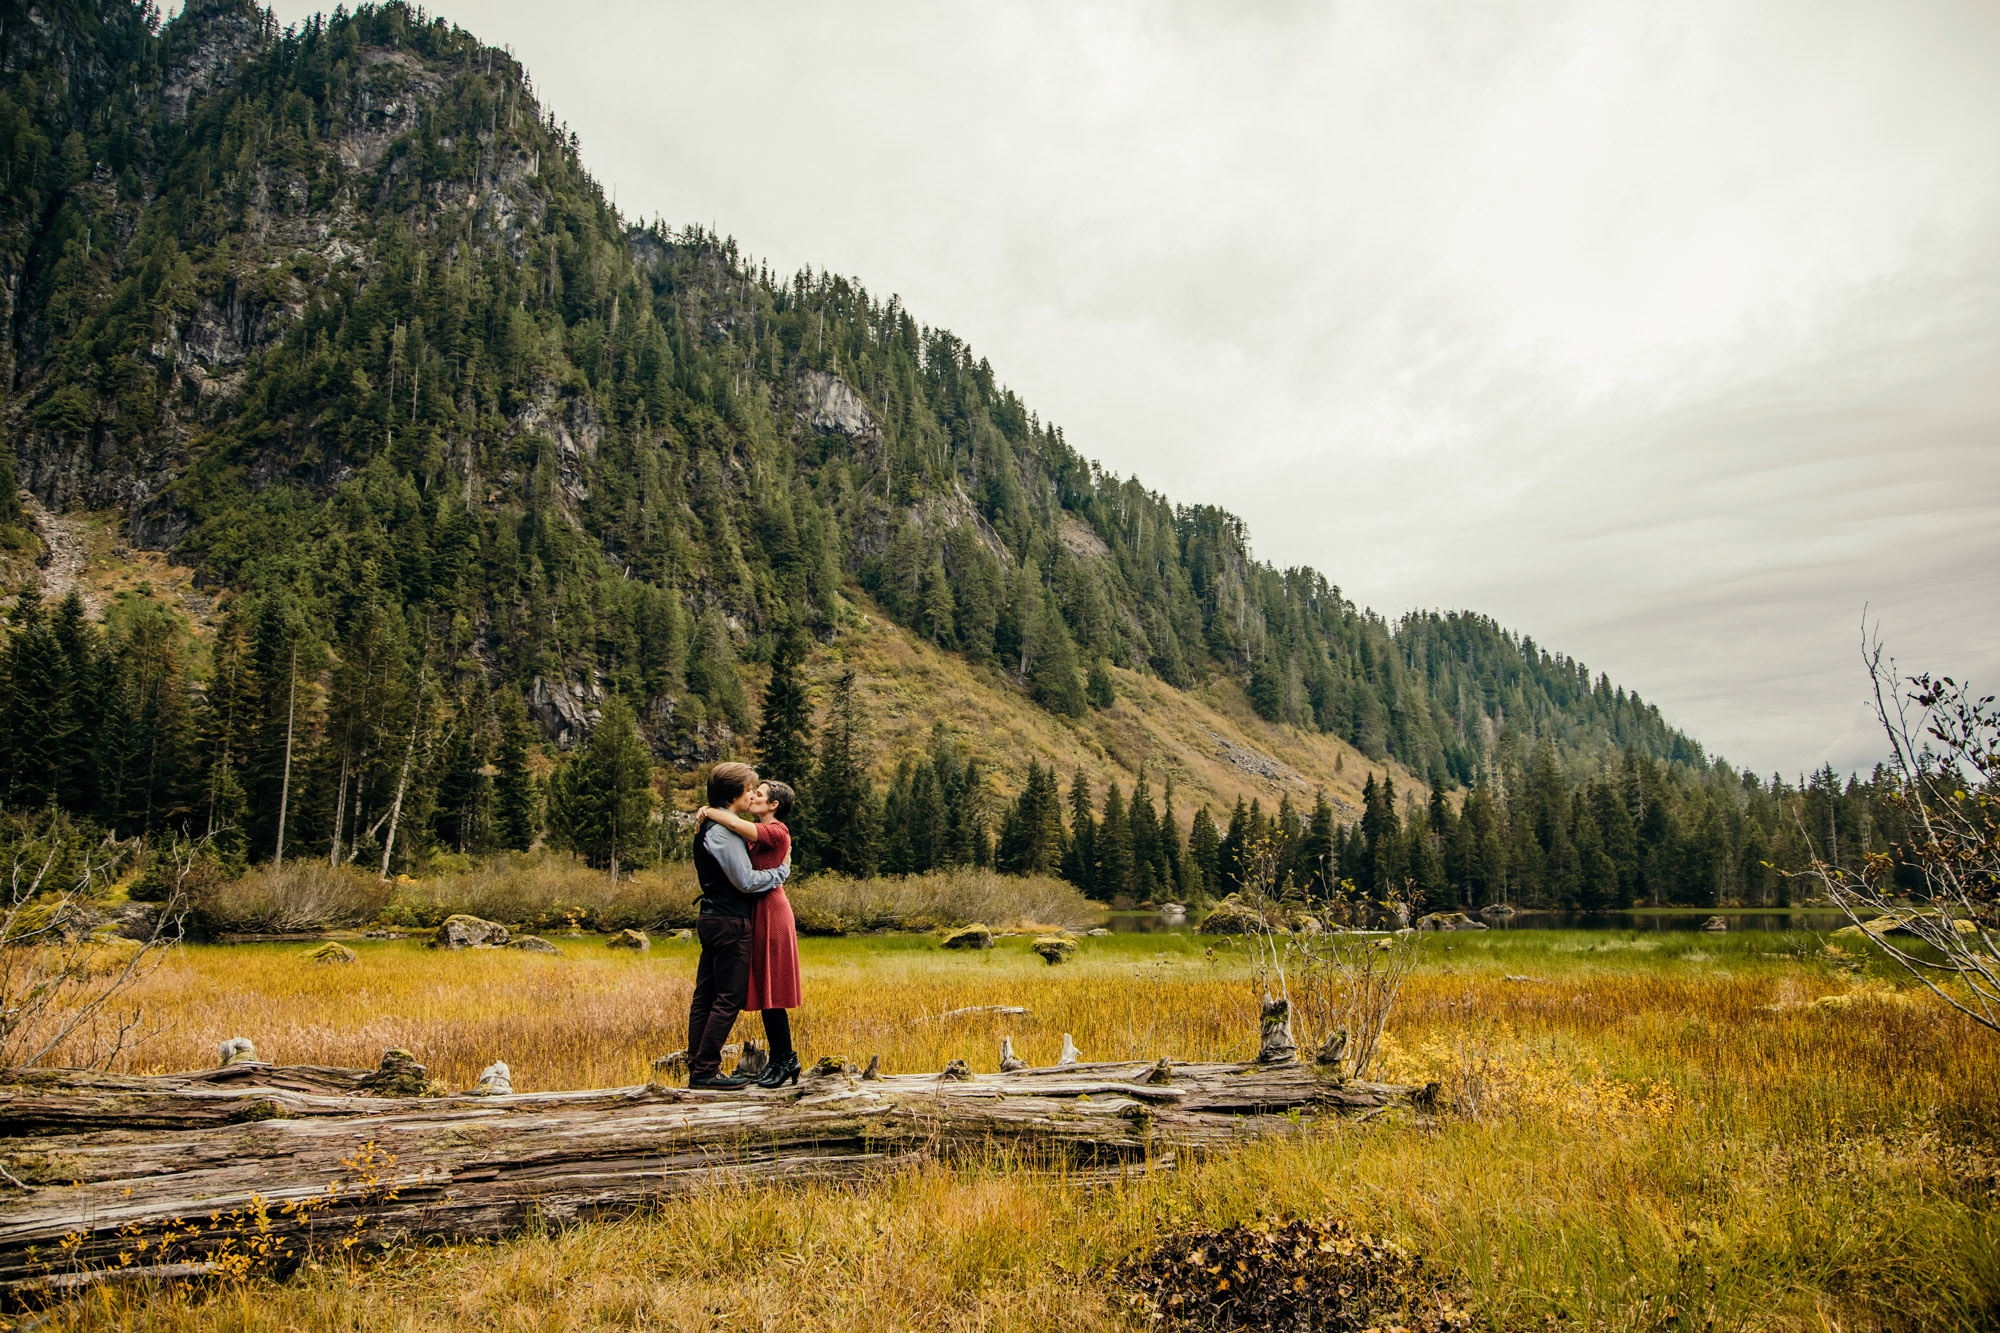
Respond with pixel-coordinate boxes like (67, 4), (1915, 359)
(1, 0), (1714, 812)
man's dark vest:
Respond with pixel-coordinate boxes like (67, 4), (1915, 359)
(691, 820), (752, 918)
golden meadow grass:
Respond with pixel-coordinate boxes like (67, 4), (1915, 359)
(22, 930), (2000, 1331)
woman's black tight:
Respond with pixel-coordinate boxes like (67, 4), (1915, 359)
(761, 1009), (793, 1063)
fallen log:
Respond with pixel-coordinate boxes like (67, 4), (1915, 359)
(0, 1057), (1435, 1296)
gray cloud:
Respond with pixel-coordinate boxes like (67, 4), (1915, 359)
(255, 0), (2000, 776)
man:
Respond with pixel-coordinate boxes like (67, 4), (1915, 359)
(686, 761), (790, 1089)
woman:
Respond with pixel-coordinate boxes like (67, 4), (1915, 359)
(695, 781), (802, 1087)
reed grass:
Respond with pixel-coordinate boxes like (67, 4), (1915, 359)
(21, 930), (2000, 1331)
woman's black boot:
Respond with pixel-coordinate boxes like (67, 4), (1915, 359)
(756, 1053), (801, 1088)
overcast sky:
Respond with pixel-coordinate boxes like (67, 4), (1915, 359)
(254, 0), (2000, 779)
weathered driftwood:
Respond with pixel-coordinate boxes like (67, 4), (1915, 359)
(0, 1058), (1434, 1294)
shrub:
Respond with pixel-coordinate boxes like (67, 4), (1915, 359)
(194, 862), (392, 934)
(379, 852), (699, 933)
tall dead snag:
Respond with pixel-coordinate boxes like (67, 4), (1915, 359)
(0, 1058), (1435, 1294)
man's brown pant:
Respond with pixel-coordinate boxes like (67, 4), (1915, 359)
(687, 915), (753, 1079)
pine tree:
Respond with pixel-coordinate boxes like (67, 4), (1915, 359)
(0, 589), (78, 810)
(808, 669), (877, 875)
(687, 609), (750, 729)
(1187, 804), (1221, 900)
(1096, 783), (1133, 901)
(546, 695), (656, 879)
(1086, 658), (1114, 709)
(1028, 599), (1087, 718)
(755, 624), (815, 787)
(1061, 769), (1096, 892)
(1298, 789), (1337, 902)
(494, 691), (538, 852)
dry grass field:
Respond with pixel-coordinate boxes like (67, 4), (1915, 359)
(11, 929), (2000, 1331)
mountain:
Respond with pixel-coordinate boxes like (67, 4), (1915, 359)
(0, 0), (1720, 864)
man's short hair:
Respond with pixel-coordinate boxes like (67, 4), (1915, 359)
(763, 781), (796, 823)
(707, 761), (759, 808)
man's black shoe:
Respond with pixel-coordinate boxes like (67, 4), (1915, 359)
(688, 1072), (749, 1090)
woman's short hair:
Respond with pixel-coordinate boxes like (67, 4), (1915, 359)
(763, 781), (796, 823)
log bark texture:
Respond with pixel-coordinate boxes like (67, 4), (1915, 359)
(0, 1060), (1433, 1294)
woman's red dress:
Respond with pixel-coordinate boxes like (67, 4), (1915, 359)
(744, 821), (800, 1011)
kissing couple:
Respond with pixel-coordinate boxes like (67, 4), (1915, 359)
(683, 761), (803, 1090)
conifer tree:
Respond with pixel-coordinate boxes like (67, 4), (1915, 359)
(1086, 658), (1114, 709)
(1029, 599), (1087, 718)
(494, 691), (538, 852)
(1298, 789), (1337, 901)
(546, 695), (656, 879)
(0, 589), (77, 810)
(1061, 769), (1096, 892)
(1096, 783), (1133, 901)
(1187, 804), (1221, 900)
(808, 669), (877, 875)
(755, 624), (815, 788)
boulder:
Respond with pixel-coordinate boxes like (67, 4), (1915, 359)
(302, 941), (358, 964)
(1287, 913), (1324, 936)
(1830, 911), (1978, 943)
(359, 1048), (442, 1098)
(468, 1061), (513, 1096)
(606, 928), (650, 951)
(1085, 926), (1113, 937)
(1158, 902), (1188, 919)
(1363, 901), (1411, 931)
(1031, 934), (1077, 964)
(673, 929), (694, 941)
(1198, 895), (1273, 935)
(1415, 912), (1488, 932)
(216, 1037), (259, 1067)
(509, 935), (560, 955)
(1702, 916), (1729, 933)
(940, 923), (994, 950)
(430, 915), (509, 950)
(108, 902), (166, 941)
(1479, 904), (1518, 922)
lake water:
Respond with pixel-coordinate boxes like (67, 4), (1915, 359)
(1097, 909), (1853, 935)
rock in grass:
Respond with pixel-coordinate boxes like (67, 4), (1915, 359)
(360, 1048), (432, 1097)
(607, 928), (650, 950)
(1415, 912), (1488, 932)
(1829, 911), (1977, 943)
(1031, 934), (1077, 964)
(302, 941), (357, 964)
(217, 1037), (259, 1067)
(469, 1061), (513, 1095)
(1085, 926), (1113, 937)
(430, 914), (509, 950)
(940, 923), (994, 950)
(1198, 895), (1273, 935)
(510, 935), (560, 954)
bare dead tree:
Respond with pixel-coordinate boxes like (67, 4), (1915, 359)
(1794, 629), (2000, 1032)
(1, 824), (195, 1074)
